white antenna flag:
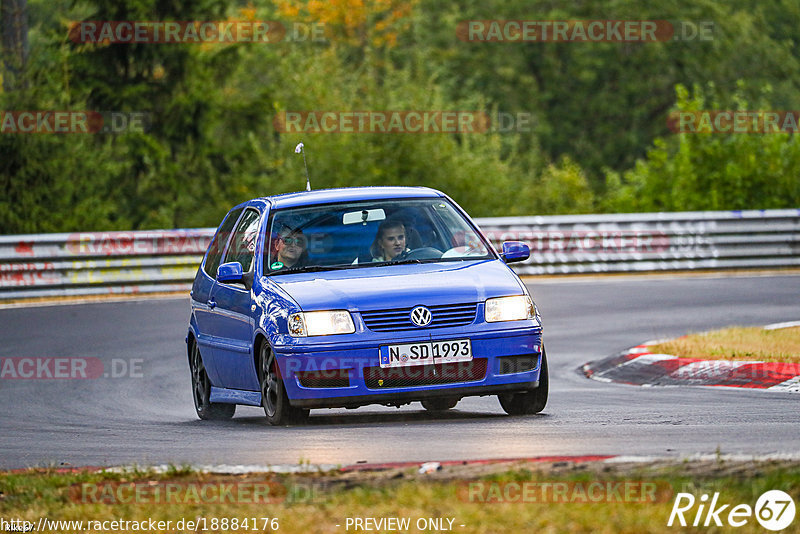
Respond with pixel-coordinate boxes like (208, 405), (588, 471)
(295, 142), (311, 191)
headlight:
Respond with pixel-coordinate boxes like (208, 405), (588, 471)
(288, 311), (355, 337)
(485, 295), (536, 323)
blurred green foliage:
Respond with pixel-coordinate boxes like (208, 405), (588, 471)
(1, 0), (799, 232)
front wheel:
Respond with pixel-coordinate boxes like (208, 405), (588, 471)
(190, 341), (235, 420)
(259, 342), (309, 426)
(498, 346), (549, 415)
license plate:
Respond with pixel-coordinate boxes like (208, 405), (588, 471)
(380, 339), (472, 368)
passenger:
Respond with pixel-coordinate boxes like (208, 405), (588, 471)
(370, 218), (410, 261)
(271, 227), (308, 270)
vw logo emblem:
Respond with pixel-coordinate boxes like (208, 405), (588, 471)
(410, 306), (432, 327)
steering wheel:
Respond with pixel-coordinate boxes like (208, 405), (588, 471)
(394, 247), (443, 261)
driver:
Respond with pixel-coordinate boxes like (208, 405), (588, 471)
(370, 218), (410, 262)
(271, 227), (308, 270)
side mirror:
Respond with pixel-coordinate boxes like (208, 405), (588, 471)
(217, 261), (244, 283)
(501, 241), (530, 264)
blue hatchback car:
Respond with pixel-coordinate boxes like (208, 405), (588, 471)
(187, 187), (546, 424)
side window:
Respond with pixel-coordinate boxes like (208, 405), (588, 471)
(203, 207), (244, 278)
(222, 208), (261, 273)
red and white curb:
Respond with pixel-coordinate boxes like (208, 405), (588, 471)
(338, 456), (615, 472)
(2, 458), (617, 475)
(340, 453), (800, 471)
(10, 453), (800, 475)
(583, 333), (800, 392)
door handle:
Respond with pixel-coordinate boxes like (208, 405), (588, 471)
(207, 298), (216, 309)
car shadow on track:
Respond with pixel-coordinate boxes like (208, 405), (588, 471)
(303, 409), (506, 427)
(179, 409), (549, 428)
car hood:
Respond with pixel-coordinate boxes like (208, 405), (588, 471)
(270, 260), (525, 311)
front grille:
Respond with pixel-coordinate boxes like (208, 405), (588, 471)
(496, 354), (540, 375)
(296, 369), (350, 388)
(364, 359), (487, 389)
(361, 303), (477, 332)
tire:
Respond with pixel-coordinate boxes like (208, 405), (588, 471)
(190, 340), (236, 420)
(258, 342), (309, 426)
(421, 398), (459, 411)
(498, 346), (549, 415)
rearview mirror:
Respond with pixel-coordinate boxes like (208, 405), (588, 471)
(501, 241), (530, 263)
(217, 261), (244, 283)
(343, 209), (386, 225)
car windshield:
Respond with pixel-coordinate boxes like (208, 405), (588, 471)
(264, 197), (493, 274)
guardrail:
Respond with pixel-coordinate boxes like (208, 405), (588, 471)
(478, 208), (800, 275)
(1, 209), (798, 300)
(0, 230), (213, 300)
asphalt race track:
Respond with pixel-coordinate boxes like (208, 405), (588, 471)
(1, 274), (798, 470)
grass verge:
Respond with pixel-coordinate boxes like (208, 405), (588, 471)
(1, 459), (798, 533)
(648, 326), (800, 364)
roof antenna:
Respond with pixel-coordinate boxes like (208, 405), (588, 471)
(295, 142), (311, 191)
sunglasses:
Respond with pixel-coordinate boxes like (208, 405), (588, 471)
(282, 237), (306, 246)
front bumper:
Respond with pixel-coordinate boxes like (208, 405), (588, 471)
(290, 381), (538, 409)
(274, 327), (543, 409)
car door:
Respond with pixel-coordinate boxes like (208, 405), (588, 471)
(193, 207), (243, 384)
(206, 207), (262, 391)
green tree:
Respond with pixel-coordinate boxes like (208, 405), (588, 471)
(1, 0), (29, 91)
(602, 83), (800, 212)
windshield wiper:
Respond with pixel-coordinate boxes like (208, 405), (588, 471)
(268, 257), (450, 275)
(267, 264), (362, 275)
(365, 258), (423, 267)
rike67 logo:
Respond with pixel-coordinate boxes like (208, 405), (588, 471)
(668, 490), (795, 530)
